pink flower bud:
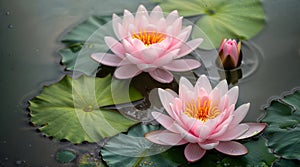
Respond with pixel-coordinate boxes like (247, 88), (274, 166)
(218, 39), (242, 70)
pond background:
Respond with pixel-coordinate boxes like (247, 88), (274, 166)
(0, 0), (300, 166)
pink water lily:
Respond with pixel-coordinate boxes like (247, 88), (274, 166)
(91, 5), (203, 83)
(218, 39), (242, 70)
(145, 75), (266, 162)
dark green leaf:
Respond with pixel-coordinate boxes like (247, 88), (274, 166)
(273, 159), (300, 167)
(29, 75), (143, 143)
(56, 150), (76, 164)
(262, 90), (300, 159)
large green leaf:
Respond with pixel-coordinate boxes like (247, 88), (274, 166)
(59, 16), (114, 75)
(154, 0), (265, 49)
(29, 75), (143, 144)
(262, 90), (300, 159)
(101, 124), (182, 167)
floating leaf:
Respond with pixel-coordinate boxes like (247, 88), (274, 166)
(56, 149), (76, 164)
(273, 159), (300, 167)
(154, 0), (265, 49)
(101, 124), (181, 167)
(29, 75), (143, 143)
(262, 89), (300, 159)
(59, 16), (114, 75)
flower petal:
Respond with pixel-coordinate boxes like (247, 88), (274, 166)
(166, 10), (179, 25)
(114, 64), (141, 79)
(153, 49), (180, 67)
(236, 123), (267, 140)
(150, 5), (164, 23)
(90, 53), (122, 66)
(195, 75), (212, 94)
(226, 86), (239, 106)
(163, 59), (201, 72)
(145, 130), (187, 145)
(176, 38), (203, 58)
(214, 124), (249, 141)
(229, 103), (250, 128)
(151, 112), (179, 133)
(215, 141), (248, 156)
(149, 68), (173, 83)
(184, 143), (206, 162)
(215, 79), (228, 98)
(199, 140), (219, 150)
(104, 37), (125, 58)
(112, 13), (122, 39)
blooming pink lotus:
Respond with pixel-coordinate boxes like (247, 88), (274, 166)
(218, 39), (242, 70)
(145, 75), (266, 162)
(91, 5), (203, 83)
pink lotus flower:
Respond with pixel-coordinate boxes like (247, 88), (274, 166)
(218, 39), (242, 70)
(145, 75), (266, 162)
(91, 5), (203, 83)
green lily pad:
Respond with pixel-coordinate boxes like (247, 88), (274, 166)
(29, 75), (143, 143)
(262, 90), (300, 159)
(56, 149), (76, 164)
(59, 16), (114, 75)
(154, 0), (265, 49)
(101, 124), (182, 167)
(273, 159), (300, 167)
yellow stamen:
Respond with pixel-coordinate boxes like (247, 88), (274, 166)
(132, 30), (166, 47)
(184, 98), (220, 122)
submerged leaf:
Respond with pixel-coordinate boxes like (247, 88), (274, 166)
(29, 75), (143, 143)
(262, 89), (300, 159)
(56, 150), (76, 164)
(155, 0), (265, 49)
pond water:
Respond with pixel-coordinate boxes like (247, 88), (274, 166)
(0, 0), (300, 166)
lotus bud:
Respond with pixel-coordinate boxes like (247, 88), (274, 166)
(218, 39), (242, 70)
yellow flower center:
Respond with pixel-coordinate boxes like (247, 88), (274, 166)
(132, 30), (166, 47)
(184, 98), (220, 122)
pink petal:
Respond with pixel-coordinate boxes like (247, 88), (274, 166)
(112, 13), (122, 39)
(199, 140), (219, 150)
(214, 124), (249, 141)
(151, 112), (179, 133)
(166, 10), (179, 25)
(122, 9), (134, 26)
(149, 68), (173, 83)
(158, 88), (177, 119)
(117, 23), (127, 40)
(215, 79), (228, 98)
(226, 86), (239, 106)
(104, 37), (125, 58)
(114, 64), (141, 79)
(90, 53), (122, 66)
(145, 130), (187, 145)
(195, 124), (212, 140)
(153, 49), (180, 67)
(229, 103), (250, 128)
(184, 143), (206, 162)
(126, 53), (144, 64)
(150, 5), (164, 23)
(209, 87), (220, 106)
(236, 123), (267, 140)
(167, 26), (192, 51)
(176, 38), (203, 58)
(215, 141), (248, 156)
(163, 59), (201, 72)
(156, 18), (167, 32)
(196, 75), (212, 94)
(166, 17), (183, 35)
(141, 47), (162, 63)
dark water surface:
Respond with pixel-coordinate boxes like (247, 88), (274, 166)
(0, 0), (300, 166)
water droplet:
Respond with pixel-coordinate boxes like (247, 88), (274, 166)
(8, 24), (13, 29)
(5, 11), (10, 16)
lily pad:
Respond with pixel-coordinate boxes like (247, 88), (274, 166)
(29, 75), (143, 143)
(273, 159), (300, 167)
(101, 124), (182, 167)
(154, 0), (265, 49)
(262, 89), (300, 159)
(78, 153), (104, 167)
(59, 16), (114, 75)
(56, 149), (76, 164)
